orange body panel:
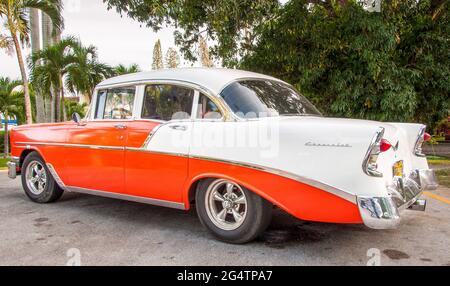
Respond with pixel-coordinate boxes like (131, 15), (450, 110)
(184, 158), (363, 224)
(10, 120), (362, 225)
(124, 120), (189, 201)
(63, 121), (127, 192)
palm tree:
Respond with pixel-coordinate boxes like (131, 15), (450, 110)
(66, 44), (112, 104)
(0, 0), (63, 125)
(0, 77), (24, 157)
(113, 64), (141, 76)
(29, 36), (78, 122)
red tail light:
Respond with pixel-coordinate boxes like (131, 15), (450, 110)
(424, 132), (431, 142)
(379, 139), (392, 152)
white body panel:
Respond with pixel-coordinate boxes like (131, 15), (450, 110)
(145, 115), (430, 202)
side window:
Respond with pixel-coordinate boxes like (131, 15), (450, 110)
(142, 85), (194, 121)
(95, 87), (135, 120)
(196, 94), (222, 119)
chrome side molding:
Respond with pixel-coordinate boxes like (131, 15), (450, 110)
(46, 163), (69, 191)
(16, 142), (124, 151)
(189, 154), (357, 204)
(16, 142), (358, 204)
(67, 186), (186, 210)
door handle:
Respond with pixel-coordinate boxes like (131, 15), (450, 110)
(114, 124), (127, 130)
(169, 125), (188, 131)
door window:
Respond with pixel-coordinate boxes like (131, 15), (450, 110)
(95, 87), (136, 120)
(196, 94), (222, 119)
(142, 85), (194, 121)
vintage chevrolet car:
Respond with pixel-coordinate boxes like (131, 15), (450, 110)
(8, 68), (438, 243)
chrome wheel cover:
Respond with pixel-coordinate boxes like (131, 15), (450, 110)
(205, 179), (248, 231)
(25, 161), (47, 195)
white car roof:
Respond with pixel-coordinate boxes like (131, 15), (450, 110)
(97, 68), (285, 95)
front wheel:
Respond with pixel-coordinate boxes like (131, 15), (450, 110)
(21, 152), (64, 203)
(196, 178), (272, 244)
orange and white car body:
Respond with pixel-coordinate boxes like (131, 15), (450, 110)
(8, 68), (438, 229)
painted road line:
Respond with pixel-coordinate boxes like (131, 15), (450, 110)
(423, 191), (450, 205)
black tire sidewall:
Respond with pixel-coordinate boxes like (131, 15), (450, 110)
(196, 178), (272, 244)
(21, 152), (61, 203)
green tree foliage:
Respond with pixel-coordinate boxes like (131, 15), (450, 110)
(29, 36), (111, 120)
(65, 43), (113, 102)
(113, 63), (141, 76)
(165, 47), (180, 68)
(103, 0), (449, 127)
(0, 0), (63, 125)
(199, 36), (214, 67)
(0, 77), (25, 156)
(103, 0), (279, 66)
(240, 0), (449, 128)
(65, 100), (87, 119)
(152, 39), (163, 69)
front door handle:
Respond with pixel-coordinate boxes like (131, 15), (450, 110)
(114, 124), (127, 130)
(169, 125), (188, 131)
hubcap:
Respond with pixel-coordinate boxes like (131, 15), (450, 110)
(25, 161), (47, 195)
(205, 179), (248, 231)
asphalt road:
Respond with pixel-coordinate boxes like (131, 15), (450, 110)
(1, 171), (450, 266)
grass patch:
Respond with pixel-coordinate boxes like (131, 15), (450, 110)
(435, 169), (450, 188)
(427, 155), (450, 165)
(0, 157), (9, 170)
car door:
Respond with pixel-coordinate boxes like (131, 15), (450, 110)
(65, 87), (136, 194)
(124, 84), (195, 203)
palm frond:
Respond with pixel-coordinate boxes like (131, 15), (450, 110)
(23, 0), (64, 34)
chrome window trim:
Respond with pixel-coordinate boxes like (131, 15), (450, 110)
(93, 85), (138, 120)
(217, 77), (323, 119)
(94, 79), (237, 122)
(140, 83), (199, 121)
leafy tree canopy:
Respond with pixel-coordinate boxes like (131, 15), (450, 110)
(240, 0), (449, 128)
(103, 0), (279, 66)
(103, 0), (450, 128)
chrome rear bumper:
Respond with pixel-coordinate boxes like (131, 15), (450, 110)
(357, 169), (438, 229)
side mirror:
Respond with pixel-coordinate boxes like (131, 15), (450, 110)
(72, 112), (81, 125)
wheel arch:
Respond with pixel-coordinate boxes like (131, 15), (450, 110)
(19, 148), (45, 168)
(184, 173), (277, 211)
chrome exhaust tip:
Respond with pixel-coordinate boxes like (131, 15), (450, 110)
(408, 199), (426, 211)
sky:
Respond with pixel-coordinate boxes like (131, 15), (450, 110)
(1, 0), (195, 79)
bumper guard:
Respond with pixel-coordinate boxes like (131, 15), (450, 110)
(357, 169), (438, 229)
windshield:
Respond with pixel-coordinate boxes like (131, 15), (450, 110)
(220, 80), (321, 118)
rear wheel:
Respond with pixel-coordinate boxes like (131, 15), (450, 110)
(195, 178), (272, 244)
(21, 152), (64, 203)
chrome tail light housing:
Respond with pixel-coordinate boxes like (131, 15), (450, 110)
(362, 127), (387, 177)
(414, 126), (429, 157)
